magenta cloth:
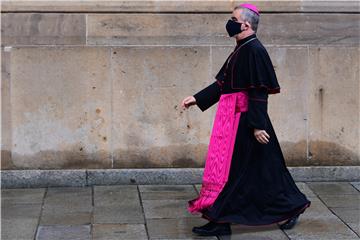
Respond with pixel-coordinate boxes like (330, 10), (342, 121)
(188, 91), (249, 214)
(239, 3), (260, 15)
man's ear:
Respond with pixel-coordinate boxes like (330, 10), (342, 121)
(245, 21), (251, 30)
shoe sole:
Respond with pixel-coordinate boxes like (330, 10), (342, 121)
(192, 229), (232, 236)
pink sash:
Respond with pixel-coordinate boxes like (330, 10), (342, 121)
(188, 91), (248, 214)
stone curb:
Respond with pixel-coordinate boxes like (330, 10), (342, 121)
(1, 166), (359, 188)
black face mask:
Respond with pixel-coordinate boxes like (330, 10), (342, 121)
(226, 19), (243, 37)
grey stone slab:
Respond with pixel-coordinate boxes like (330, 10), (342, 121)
(295, 182), (317, 198)
(2, 202), (42, 220)
(307, 182), (360, 196)
(351, 182), (360, 192)
(43, 187), (92, 211)
(1, 170), (87, 188)
(93, 205), (144, 224)
(87, 13), (232, 46)
(36, 225), (91, 240)
(319, 195), (360, 209)
(1, 47), (12, 170)
(94, 185), (139, 206)
(92, 224), (148, 240)
(87, 168), (204, 185)
(9, 47), (112, 169)
(1, 188), (45, 204)
(1, 203), (42, 240)
(87, 13), (359, 46)
(142, 199), (196, 219)
(3, 168), (360, 189)
(2, 1), (358, 13)
(139, 184), (198, 200)
(2, 13), (86, 45)
(284, 198), (359, 240)
(40, 210), (92, 225)
(284, 217), (359, 240)
(329, 208), (360, 225)
(348, 222), (360, 236)
(220, 224), (288, 240)
(2, 218), (39, 240)
(289, 167), (360, 182)
(147, 217), (217, 240)
(111, 46), (213, 169)
(259, 14), (359, 46)
(307, 46), (360, 166)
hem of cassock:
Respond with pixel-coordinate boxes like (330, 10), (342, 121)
(200, 201), (311, 226)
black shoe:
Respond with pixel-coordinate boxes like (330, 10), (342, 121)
(279, 214), (299, 230)
(192, 221), (231, 236)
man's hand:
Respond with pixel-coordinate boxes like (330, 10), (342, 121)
(181, 96), (196, 109)
(254, 129), (270, 144)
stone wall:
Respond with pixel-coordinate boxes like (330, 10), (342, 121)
(1, 1), (359, 169)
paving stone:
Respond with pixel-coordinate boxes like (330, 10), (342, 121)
(347, 222), (360, 236)
(93, 185), (144, 224)
(40, 187), (92, 225)
(142, 199), (196, 219)
(94, 185), (139, 206)
(36, 225), (90, 240)
(40, 209), (92, 225)
(284, 198), (359, 240)
(195, 184), (202, 193)
(295, 182), (317, 198)
(147, 217), (217, 239)
(350, 182), (360, 192)
(318, 195), (360, 209)
(92, 224), (147, 240)
(139, 184), (198, 200)
(1, 203), (42, 240)
(330, 208), (360, 224)
(307, 182), (359, 196)
(2, 218), (40, 240)
(93, 205), (144, 224)
(284, 217), (359, 240)
(219, 224), (289, 240)
(1, 188), (45, 204)
(43, 187), (92, 211)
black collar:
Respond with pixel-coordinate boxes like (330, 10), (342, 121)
(236, 33), (257, 47)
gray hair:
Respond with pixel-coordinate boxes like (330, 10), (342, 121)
(234, 6), (259, 33)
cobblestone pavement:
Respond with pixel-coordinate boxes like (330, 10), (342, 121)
(1, 182), (359, 240)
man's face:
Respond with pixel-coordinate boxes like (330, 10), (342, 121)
(231, 9), (251, 39)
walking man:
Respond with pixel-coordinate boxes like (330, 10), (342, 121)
(181, 3), (311, 236)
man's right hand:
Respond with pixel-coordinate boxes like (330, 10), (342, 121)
(254, 128), (270, 144)
(181, 96), (196, 109)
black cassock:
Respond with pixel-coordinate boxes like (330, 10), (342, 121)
(192, 33), (311, 225)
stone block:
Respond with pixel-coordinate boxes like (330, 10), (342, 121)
(86, 13), (359, 46)
(308, 46), (360, 165)
(10, 47), (112, 169)
(1, 169), (87, 188)
(36, 225), (91, 240)
(92, 224), (148, 240)
(307, 182), (360, 196)
(111, 46), (213, 168)
(87, 13), (232, 46)
(142, 199), (196, 219)
(1, 13), (86, 46)
(1, 47), (13, 169)
(147, 217), (217, 240)
(2, 203), (42, 240)
(139, 184), (198, 200)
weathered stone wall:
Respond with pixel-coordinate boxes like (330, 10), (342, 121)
(1, 1), (359, 169)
